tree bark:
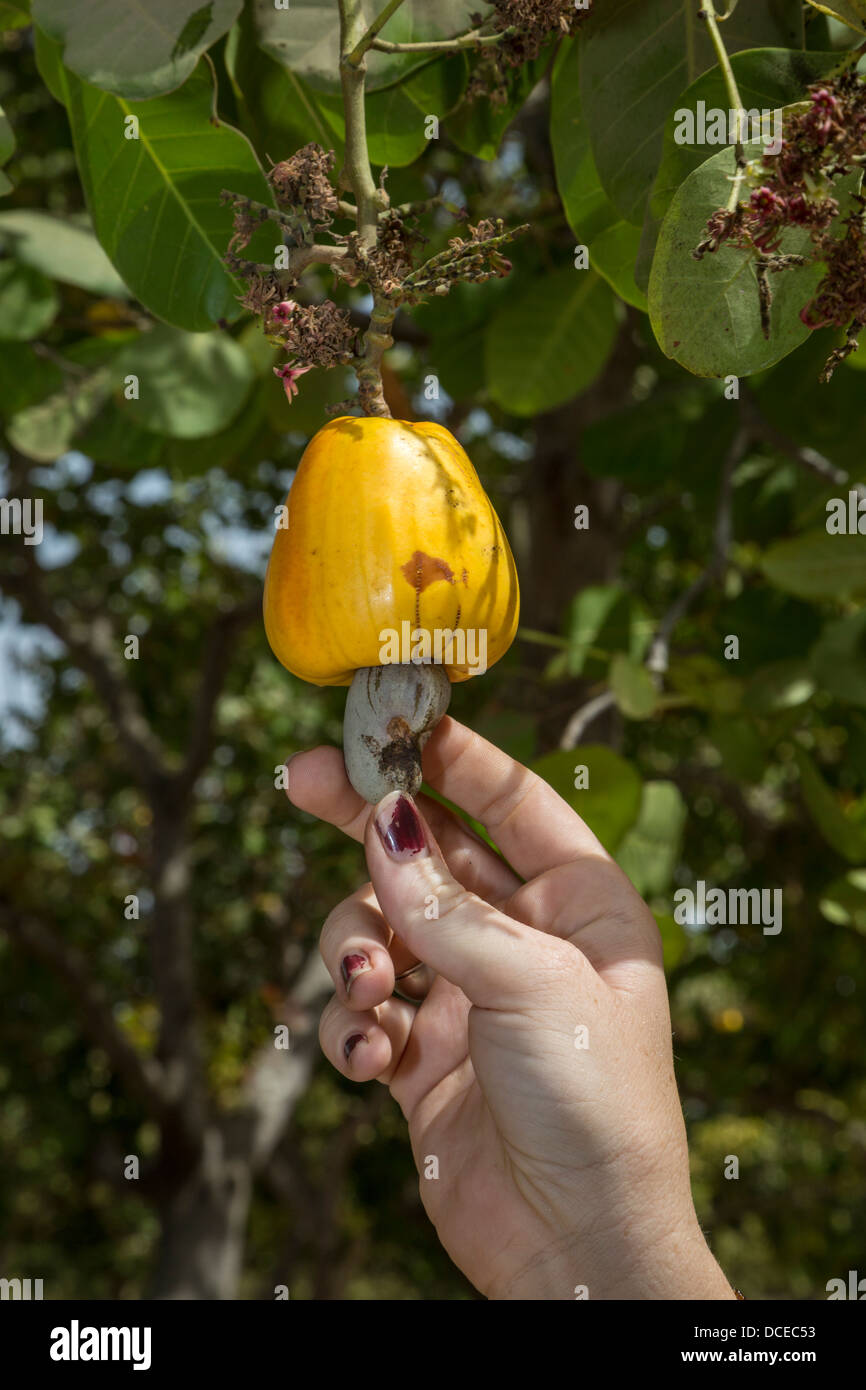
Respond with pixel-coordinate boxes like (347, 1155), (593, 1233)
(150, 1127), (252, 1300)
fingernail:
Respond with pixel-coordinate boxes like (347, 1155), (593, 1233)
(375, 793), (427, 861)
(340, 952), (371, 996)
(344, 1032), (366, 1062)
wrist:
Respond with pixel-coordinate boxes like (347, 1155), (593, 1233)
(490, 1210), (735, 1302)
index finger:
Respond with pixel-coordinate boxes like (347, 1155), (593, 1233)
(421, 717), (609, 880)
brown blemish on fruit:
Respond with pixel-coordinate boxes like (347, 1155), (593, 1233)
(402, 552), (456, 629)
(401, 551), (456, 592)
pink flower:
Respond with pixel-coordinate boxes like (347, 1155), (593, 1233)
(270, 300), (297, 325)
(274, 362), (312, 401)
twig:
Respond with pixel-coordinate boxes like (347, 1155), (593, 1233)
(559, 690), (616, 750)
(369, 26), (515, 55)
(345, 0), (409, 66)
(699, 1), (747, 211)
(740, 387), (852, 490)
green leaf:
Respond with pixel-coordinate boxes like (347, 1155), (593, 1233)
(0, 210), (129, 297)
(578, 0), (804, 225)
(0, 342), (62, 418)
(810, 612), (866, 708)
(609, 653), (658, 719)
(31, 0), (243, 99)
(485, 269), (617, 415)
(448, 44), (550, 162)
(7, 368), (113, 461)
(667, 655), (743, 713)
(38, 35), (273, 331)
(742, 659), (816, 714)
(819, 869), (866, 934)
(638, 48), (840, 293)
(402, 52), (468, 119)
(707, 714), (765, 783)
(550, 41), (647, 312)
(314, 82), (429, 168)
(581, 393), (691, 482)
(75, 401), (166, 470)
(648, 135), (824, 378)
(550, 37), (619, 245)
(0, 103), (14, 166)
(224, 12), (338, 161)
(753, 330), (866, 471)
(254, 0), (486, 95)
(762, 530), (866, 599)
(0, 1), (31, 30)
(795, 749), (866, 863)
(531, 746), (642, 854)
(615, 781), (687, 896)
(562, 585), (628, 677)
(591, 221), (647, 311)
(805, 0), (866, 34)
(113, 325), (254, 439)
(0, 260), (59, 339)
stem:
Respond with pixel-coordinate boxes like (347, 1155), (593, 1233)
(337, 0), (396, 415)
(700, 1), (747, 210)
(345, 0), (409, 67)
(355, 292), (395, 417)
(369, 26), (515, 55)
(338, 0), (387, 247)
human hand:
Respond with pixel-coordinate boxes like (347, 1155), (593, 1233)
(287, 716), (735, 1301)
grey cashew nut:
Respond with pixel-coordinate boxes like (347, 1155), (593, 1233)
(343, 663), (452, 805)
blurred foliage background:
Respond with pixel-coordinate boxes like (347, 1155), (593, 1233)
(0, 0), (865, 1299)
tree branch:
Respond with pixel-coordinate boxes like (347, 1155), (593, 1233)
(345, 0), (409, 66)
(369, 26), (514, 55)
(338, 0), (387, 248)
(1, 541), (171, 795)
(234, 948), (332, 1169)
(0, 899), (173, 1121)
(740, 387), (857, 492)
(175, 595), (261, 795)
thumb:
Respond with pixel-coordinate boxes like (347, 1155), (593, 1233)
(365, 791), (533, 1007)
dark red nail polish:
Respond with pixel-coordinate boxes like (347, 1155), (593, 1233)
(375, 794), (427, 860)
(344, 1032), (366, 1062)
(341, 953), (370, 994)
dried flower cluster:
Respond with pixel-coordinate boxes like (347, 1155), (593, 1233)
(267, 299), (357, 376)
(268, 145), (339, 225)
(221, 80), (534, 408)
(467, 0), (590, 104)
(399, 218), (523, 303)
(348, 209), (428, 296)
(694, 75), (866, 378)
